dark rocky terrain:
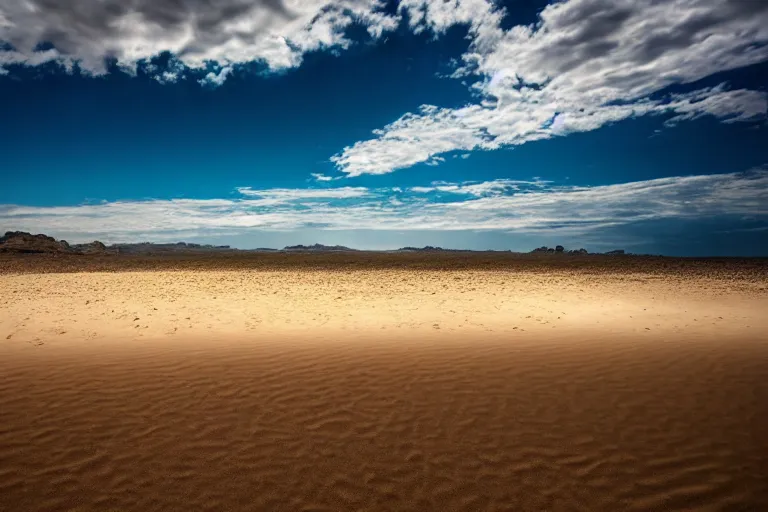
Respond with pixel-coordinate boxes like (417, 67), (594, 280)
(282, 244), (357, 252)
(110, 242), (234, 254)
(531, 246), (594, 255)
(0, 232), (108, 255)
(0, 231), (633, 259)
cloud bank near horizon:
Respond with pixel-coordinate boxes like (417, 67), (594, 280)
(2, 170), (766, 245)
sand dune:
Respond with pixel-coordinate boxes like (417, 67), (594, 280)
(1, 256), (767, 511)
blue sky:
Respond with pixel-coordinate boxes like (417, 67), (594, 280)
(1, 0), (767, 255)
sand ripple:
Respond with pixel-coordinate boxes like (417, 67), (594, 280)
(1, 265), (766, 510)
(1, 333), (767, 511)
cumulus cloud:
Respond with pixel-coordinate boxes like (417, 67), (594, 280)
(333, 0), (768, 176)
(2, 170), (765, 242)
(0, 0), (399, 78)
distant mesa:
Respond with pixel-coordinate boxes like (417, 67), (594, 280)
(395, 246), (475, 252)
(397, 246), (446, 252)
(531, 246), (591, 255)
(282, 244), (357, 252)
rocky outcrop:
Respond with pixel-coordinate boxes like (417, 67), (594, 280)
(398, 246), (447, 252)
(0, 231), (73, 253)
(0, 231), (109, 254)
(532, 246), (589, 255)
(72, 241), (107, 254)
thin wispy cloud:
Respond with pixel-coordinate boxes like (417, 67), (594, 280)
(235, 186), (370, 200)
(409, 179), (549, 197)
(3, 170), (765, 244)
(309, 173), (335, 182)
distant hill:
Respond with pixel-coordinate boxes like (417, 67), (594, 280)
(530, 246), (629, 255)
(0, 232), (241, 255)
(282, 244), (357, 252)
(398, 246), (455, 252)
(0, 230), (632, 256)
(110, 242), (234, 254)
(395, 246), (512, 252)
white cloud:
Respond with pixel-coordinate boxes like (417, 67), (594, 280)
(665, 86), (768, 126)
(332, 0), (768, 176)
(2, 170), (765, 242)
(0, 47), (63, 69)
(409, 179), (548, 197)
(310, 173), (335, 182)
(0, 0), (399, 77)
(330, 103), (496, 176)
(144, 56), (187, 84)
(398, 0), (504, 40)
(198, 66), (233, 87)
(235, 186), (369, 200)
(425, 155), (446, 166)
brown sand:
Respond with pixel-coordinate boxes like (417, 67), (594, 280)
(1, 254), (767, 511)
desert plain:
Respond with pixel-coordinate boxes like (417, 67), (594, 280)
(1, 252), (767, 511)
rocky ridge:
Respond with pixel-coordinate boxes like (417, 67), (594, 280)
(0, 231), (109, 254)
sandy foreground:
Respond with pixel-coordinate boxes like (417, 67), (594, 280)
(1, 255), (767, 511)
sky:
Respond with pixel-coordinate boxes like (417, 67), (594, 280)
(1, 0), (767, 256)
